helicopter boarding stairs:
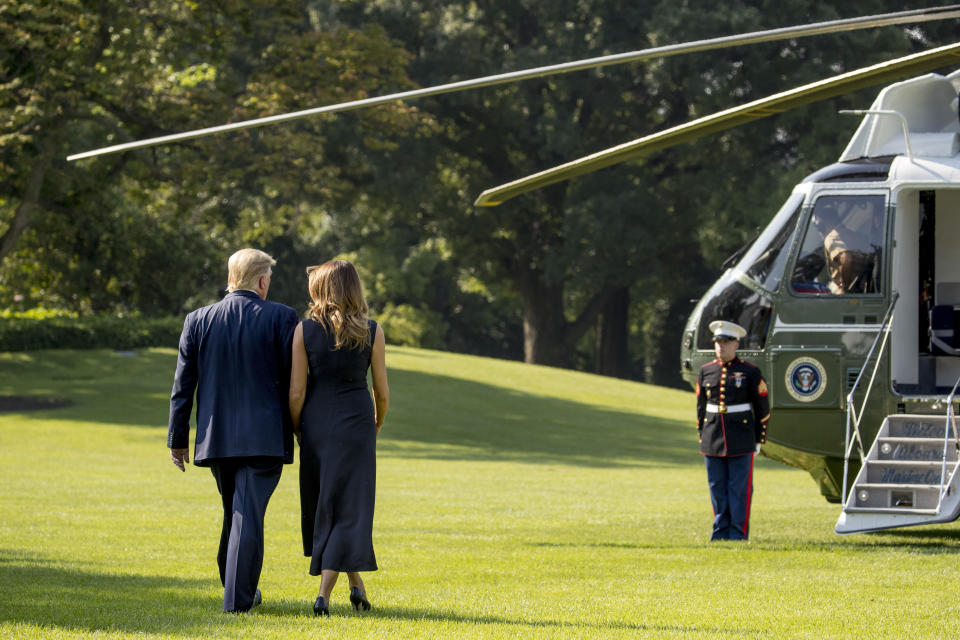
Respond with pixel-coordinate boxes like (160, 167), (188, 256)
(835, 295), (960, 533)
(834, 413), (960, 533)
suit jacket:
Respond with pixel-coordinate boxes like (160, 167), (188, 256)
(167, 290), (299, 466)
(696, 357), (770, 457)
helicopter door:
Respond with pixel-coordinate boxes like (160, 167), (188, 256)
(891, 189), (960, 395)
(776, 193), (889, 413)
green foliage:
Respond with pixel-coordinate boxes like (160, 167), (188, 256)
(345, 240), (523, 358)
(0, 307), (76, 319)
(0, 314), (181, 351)
(1, 0), (432, 315)
(333, 0), (954, 376)
(376, 302), (447, 349)
(3, 0), (957, 384)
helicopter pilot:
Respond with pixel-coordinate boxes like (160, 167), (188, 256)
(696, 320), (770, 541)
(818, 199), (882, 294)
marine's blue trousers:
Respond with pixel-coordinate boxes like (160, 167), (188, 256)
(704, 453), (754, 541)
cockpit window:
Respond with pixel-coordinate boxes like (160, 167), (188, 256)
(696, 272), (773, 350)
(791, 195), (885, 295)
(693, 193), (801, 351)
(737, 192), (804, 292)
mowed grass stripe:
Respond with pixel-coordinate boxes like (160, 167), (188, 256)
(0, 347), (959, 639)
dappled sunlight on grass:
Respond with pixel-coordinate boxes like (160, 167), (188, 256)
(1, 347), (698, 465)
(0, 552), (223, 637)
(382, 347), (696, 467)
(380, 371), (694, 467)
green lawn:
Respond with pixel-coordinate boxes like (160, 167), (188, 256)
(1, 347), (959, 639)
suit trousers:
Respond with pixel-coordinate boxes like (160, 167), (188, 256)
(704, 453), (754, 541)
(209, 458), (283, 612)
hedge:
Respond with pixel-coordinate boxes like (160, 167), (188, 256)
(0, 315), (183, 352)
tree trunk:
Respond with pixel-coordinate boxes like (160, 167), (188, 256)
(641, 297), (669, 384)
(520, 279), (569, 367)
(516, 267), (618, 368)
(0, 153), (49, 266)
(651, 295), (699, 389)
(595, 286), (630, 378)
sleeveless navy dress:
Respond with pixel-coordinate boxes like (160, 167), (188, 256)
(299, 318), (378, 574)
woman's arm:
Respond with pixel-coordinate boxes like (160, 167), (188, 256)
(288, 323), (307, 439)
(370, 324), (389, 435)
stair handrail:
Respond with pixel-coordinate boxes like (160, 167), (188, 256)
(842, 291), (899, 507)
(935, 373), (960, 509)
(945, 376), (960, 449)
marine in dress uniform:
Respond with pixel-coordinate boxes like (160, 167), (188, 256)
(696, 320), (770, 541)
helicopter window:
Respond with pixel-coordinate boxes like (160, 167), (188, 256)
(696, 272), (773, 351)
(738, 192), (804, 292)
(791, 195), (886, 295)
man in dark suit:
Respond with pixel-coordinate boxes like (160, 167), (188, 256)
(168, 248), (299, 612)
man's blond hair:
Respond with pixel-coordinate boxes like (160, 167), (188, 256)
(227, 248), (276, 292)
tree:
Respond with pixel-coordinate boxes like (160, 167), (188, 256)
(1, 0), (225, 310)
(5, 0), (954, 385)
(0, 1), (429, 314)
(334, 0), (672, 367)
(336, 0), (956, 381)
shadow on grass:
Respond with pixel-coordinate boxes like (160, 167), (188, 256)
(526, 533), (960, 555)
(259, 600), (760, 636)
(0, 549), (221, 636)
(822, 526), (960, 552)
(526, 540), (673, 550)
(379, 368), (695, 468)
(0, 549), (759, 636)
(1, 350), (699, 469)
(0, 350), (175, 427)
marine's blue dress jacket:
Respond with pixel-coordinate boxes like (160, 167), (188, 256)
(167, 290), (300, 466)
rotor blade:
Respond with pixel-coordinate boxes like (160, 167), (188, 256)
(67, 5), (960, 161)
(474, 42), (960, 207)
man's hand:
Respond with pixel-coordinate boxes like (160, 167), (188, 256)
(754, 443), (762, 456)
(170, 448), (189, 472)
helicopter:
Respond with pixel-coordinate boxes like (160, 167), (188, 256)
(69, 6), (960, 534)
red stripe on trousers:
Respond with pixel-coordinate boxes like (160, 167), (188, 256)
(742, 453), (755, 537)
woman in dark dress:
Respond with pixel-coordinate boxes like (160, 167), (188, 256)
(289, 260), (389, 616)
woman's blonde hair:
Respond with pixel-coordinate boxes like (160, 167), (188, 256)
(307, 260), (370, 350)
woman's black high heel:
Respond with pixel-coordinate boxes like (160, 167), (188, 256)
(349, 587), (371, 611)
(313, 596), (329, 616)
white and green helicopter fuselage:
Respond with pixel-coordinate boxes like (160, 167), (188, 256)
(681, 69), (960, 533)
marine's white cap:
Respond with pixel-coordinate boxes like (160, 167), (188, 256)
(709, 320), (746, 341)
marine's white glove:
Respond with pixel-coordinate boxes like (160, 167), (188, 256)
(754, 443), (762, 456)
